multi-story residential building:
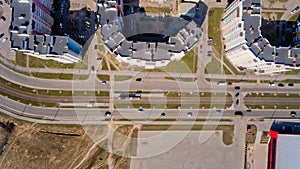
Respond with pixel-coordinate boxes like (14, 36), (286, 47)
(97, 0), (202, 69)
(222, 0), (300, 75)
(10, 0), (83, 63)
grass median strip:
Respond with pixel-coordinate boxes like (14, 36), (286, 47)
(1, 76), (109, 96)
(0, 90), (57, 107)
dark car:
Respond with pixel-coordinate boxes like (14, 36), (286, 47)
(187, 112), (193, 117)
(288, 83), (294, 87)
(216, 109), (222, 113)
(234, 111), (243, 116)
(234, 86), (240, 90)
(101, 81), (106, 85)
(138, 108), (144, 113)
(0, 33), (4, 38)
(236, 99), (239, 105)
(235, 92), (240, 97)
(136, 78), (142, 82)
(246, 109), (252, 113)
(290, 111), (298, 117)
(160, 112), (166, 117)
(1, 16), (6, 21)
(278, 83), (284, 87)
(104, 111), (112, 117)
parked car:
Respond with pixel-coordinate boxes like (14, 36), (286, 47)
(138, 108), (144, 113)
(136, 78), (142, 81)
(2, 37), (7, 43)
(288, 83), (294, 87)
(199, 45), (203, 49)
(187, 112), (193, 117)
(216, 109), (222, 113)
(0, 33), (4, 38)
(246, 109), (252, 113)
(290, 111), (298, 117)
(278, 83), (284, 87)
(227, 82), (232, 86)
(160, 112), (166, 117)
(291, 6), (300, 14)
(101, 81), (106, 85)
(1, 16), (6, 21)
(235, 92), (240, 97)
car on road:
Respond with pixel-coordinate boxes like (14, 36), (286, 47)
(290, 111), (298, 117)
(236, 99), (239, 105)
(160, 112), (166, 117)
(217, 81), (226, 86)
(136, 78), (142, 82)
(91, 65), (95, 71)
(104, 111), (112, 117)
(288, 83), (294, 87)
(101, 81), (106, 85)
(199, 45), (203, 49)
(138, 108), (144, 113)
(234, 86), (240, 90)
(0, 33), (4, 38)
(234, 111), (243, 116)
(207, 38), (213, 46)
(246, 109), (252, 113)
(278, 83), (284, 87)
(235, 92), (240, 97)
(227, 82), (232, 86)
(291, 6), (300, 14)
(216, 109), (222, 113)
(269, 82), (275, 86)
(187, 112), (193, 117)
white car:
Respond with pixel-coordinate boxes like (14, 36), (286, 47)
(291, 6), (300, 14)
(269, 82), (275, 86)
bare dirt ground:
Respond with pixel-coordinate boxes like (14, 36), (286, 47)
(0, 113), (138, 169)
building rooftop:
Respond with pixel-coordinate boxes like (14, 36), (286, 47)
(276, 134), (300, 169)
(240, 0), (300, 68)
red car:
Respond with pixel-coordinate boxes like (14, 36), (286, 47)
(199, 45), (203, 49)
(227, 82), (232, 86)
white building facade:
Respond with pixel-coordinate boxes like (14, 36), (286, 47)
(221, 0), (300, 75)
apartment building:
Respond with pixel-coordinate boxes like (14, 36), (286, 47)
(222, 0), (300, 75)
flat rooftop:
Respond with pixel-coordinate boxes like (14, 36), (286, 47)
(276, 134), (300, 169)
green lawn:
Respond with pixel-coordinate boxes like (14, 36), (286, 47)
(285, 69), (300, 75)
(208, 8), (224, 55)
(161, 49), (198, 73)
(29, 72), (89, 80)
(101, 57), (109, 70)
(205, 56), (222, 74)
(15, 51), (27, 67)
(97, 74), (110, 81)
(289, 11), (300, 21)
(181, 49), (198, 73)
(15, 51), (89, 69)
(114, 75), (132, 81)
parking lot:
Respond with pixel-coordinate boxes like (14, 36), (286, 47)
(131, 130), (244, 169)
